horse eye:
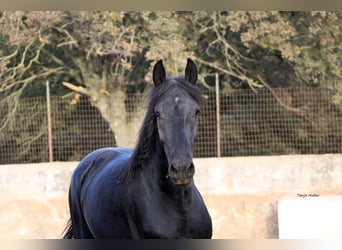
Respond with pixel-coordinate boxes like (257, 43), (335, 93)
(154, 111), (160, 118)
(195, 110), (201, 116)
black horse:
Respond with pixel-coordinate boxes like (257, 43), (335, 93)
(62, 59), (212, 239)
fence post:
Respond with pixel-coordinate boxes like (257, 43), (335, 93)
(215, 73), (221, 157)
(46, 81), (53, 162)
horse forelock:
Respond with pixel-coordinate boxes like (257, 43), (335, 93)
(125, 78), (204, 179)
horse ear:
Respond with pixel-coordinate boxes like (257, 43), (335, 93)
(184, 58), (198, 85)
(153, 60), (166, 86)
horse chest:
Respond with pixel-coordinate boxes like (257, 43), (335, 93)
(134, 190), (211, 238)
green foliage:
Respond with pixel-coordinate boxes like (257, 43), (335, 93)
(0, 11), (341, 161)
(1, 11), (341, 94)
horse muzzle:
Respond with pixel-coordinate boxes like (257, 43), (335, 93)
(167, 162), (195, 186)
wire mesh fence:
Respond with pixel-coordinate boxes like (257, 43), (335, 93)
(198, 88), (342, 157)
(1, 87), (342, 164)
(0, 95), (115, 164)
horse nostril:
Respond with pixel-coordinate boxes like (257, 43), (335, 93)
(187, 162), (195, 176)
(170, 164), (178, 173)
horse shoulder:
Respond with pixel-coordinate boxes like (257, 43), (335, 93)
(79, 148), (135, 238)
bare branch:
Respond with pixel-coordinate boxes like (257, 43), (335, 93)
(53, 25), (78, 49)
(194, 56), (262, 92)
(257, 75), (305, 114)
(63, 81), (89, 96)
(0, 67), (64, 93)
(57, 40), (78, 48)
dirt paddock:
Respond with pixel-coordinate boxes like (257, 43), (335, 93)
(0, 194), (281, 239)
(1, 154), (342, 239)
(0, 197), (68, 239)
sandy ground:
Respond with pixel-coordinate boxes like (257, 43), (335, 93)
(0, 160), (280, 239)
(0, 193), (280, 239)
(0, 197), (69, 239)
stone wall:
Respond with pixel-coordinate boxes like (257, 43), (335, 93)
(1, 154), (342, 239)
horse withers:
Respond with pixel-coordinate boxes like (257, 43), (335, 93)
(63, 59), (212, 239)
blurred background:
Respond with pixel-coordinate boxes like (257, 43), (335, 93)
(1, 11), (341, 163)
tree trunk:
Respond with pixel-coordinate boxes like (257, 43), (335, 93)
(64, 56), (147, 148)
(89, 90), (145, 148)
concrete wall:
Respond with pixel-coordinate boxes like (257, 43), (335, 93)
(1, 154), (342, 239)
(194, 154), (342, 238)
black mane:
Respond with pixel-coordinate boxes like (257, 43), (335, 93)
(125, 77), (205, 179)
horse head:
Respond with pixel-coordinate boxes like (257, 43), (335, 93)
(152, 59), (202, 186)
